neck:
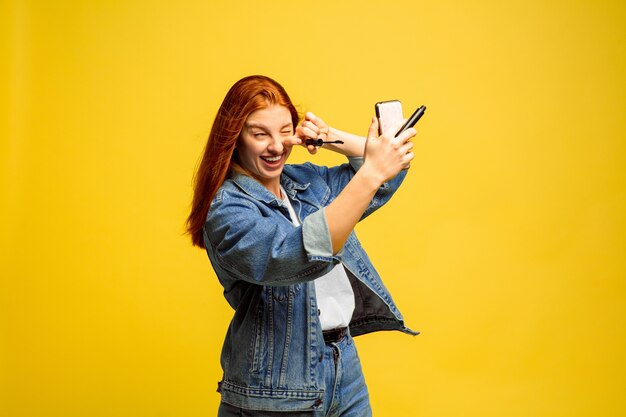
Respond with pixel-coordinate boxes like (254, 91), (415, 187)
(265, 181), (282, 199)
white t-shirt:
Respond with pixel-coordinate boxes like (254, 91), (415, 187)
(280, 187), (355, 330)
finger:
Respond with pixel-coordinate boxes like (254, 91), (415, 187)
(367, 116), (378, 140)
(305, 112), (322, 128)
(283, 136), (302, 147)
(398, 141), (415, 154)
(307, 144), (318, 155)
(394, 127), (417, 144)
(296, 122), (318, 138)
(301, 126), (319, 139)
(305, 111), (318, 122)
(295, 125), (307, 139)
(304, 121), (325, 136)
(306, 112), (328, 130)
(306, 111), (321, 124)
(302, 120), (318, 132)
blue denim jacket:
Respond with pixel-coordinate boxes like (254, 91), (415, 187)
(203, 158), (418, 412)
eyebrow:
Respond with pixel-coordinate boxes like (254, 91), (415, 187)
(245, 122), (293, 130)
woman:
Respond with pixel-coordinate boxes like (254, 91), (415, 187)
(187, 75), (418, 416)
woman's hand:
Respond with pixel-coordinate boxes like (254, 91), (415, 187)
(295, 112), (330, 155)
(319, 116), (416, 254)
(295, 111), (368, 157)
(362, 117), (416, 185)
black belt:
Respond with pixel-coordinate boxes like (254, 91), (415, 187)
(322, 327), (349, 343)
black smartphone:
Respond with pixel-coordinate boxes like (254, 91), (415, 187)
(375, 100), (404, 136)
(395, 105), (426, 137)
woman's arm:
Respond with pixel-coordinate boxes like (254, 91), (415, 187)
(326, 117), (415, 253)
(208, 118), (416, 282)
(297, 114), (416, 254)
(327, 126), (367, 156)
(297, 112), (366, 157)
(206, 191), (337, 285)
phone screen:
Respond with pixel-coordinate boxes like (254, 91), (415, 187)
(375, 100), (404, 136)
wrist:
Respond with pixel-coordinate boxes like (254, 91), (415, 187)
(328, 127), (366, 157)
(354, 164), (384, 192)
(327, 127), (341, 143)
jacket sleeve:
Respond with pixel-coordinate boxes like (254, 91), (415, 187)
(304, 158), (408, 221)
(204, 190), (337, 286)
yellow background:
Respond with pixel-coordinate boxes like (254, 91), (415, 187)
(1, 0), (625, 416)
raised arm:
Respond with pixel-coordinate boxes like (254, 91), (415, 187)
(296, 113), (416, 254)
(297, 112), (366, 157)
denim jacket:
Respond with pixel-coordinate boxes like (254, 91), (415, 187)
(203, 158), (418, 412)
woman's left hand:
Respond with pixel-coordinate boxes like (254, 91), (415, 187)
(295, 112), (330, 155)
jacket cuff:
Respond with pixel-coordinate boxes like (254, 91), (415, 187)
(348, 156), (364, 171)
(348, 156), (391, 190)
(302, 208), (341, 262)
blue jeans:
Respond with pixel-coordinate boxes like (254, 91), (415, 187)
(217, 332), (372, 417)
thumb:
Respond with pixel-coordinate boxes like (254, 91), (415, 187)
(367, 116), (378, 140)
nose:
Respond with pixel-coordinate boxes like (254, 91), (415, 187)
(267, 135), (284, 154)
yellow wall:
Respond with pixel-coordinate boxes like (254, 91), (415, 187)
(2, 0), (625, 416)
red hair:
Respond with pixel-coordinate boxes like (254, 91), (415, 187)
(186, 75), (300, 248)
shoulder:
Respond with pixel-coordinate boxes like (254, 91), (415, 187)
(283, 162), (320, 178)
(206, 180), (258, 222)
(283, 162), (339, 186)
(212, 178), (243, 203)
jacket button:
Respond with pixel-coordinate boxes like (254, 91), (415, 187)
(314, 398), (323, 407)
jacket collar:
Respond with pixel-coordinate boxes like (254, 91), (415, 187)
(229, 166), (309, 204)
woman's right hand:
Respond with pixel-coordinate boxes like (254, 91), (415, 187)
(361, 117), (416, 185)
(295, 112), (330, 155)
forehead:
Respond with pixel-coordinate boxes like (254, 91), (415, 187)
(244, 105), (292, 128)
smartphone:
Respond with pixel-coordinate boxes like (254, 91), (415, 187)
(375, 100), (404, 136)
(395, 105), (426, 137)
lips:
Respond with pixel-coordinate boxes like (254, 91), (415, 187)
(261, 155), (282, 163)
(258, 154), (285, 172)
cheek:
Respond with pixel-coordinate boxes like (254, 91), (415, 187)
(241, 150), (258, 166)
(237, 139), (260, 161)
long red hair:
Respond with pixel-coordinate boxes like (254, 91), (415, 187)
(186, 75), (300, 248)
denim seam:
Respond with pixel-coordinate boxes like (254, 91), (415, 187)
(249, 301), (263, 374)
(221, 380), (324, 399)
(265, 287), (274, 387)
(308, 283), (319, 387)
(279, 287), (294, 387)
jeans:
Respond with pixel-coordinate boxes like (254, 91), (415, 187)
(217, 332), (372, 417)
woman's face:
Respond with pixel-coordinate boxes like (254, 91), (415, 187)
(236, 105), (294, 194)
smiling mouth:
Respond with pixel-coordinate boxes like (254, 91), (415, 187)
(261, 155), (283, 163)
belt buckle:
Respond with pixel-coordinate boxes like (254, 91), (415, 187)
(323, 327), (348, 343)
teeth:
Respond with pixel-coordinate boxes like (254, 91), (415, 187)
(262, 155), (281, 162)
